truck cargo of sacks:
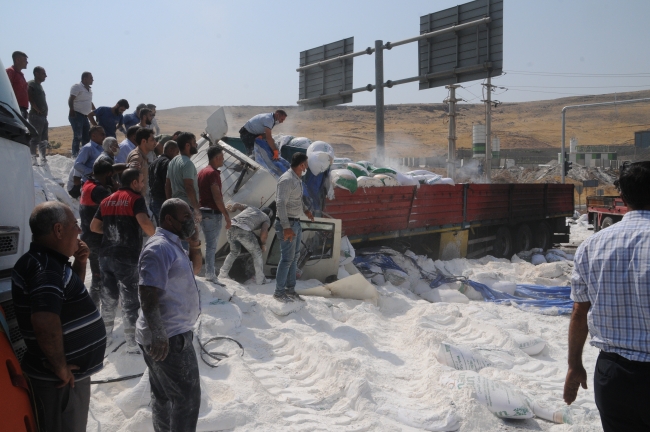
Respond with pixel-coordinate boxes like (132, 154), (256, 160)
(407, 169), (437, 177)
(332, 157), (352, 170)
(373, 174), (399, 186)
(426, 177), (455, 186)
(357, 176), (385, 188)
(396, 172), (419, 187)
(369, 166), (398, 177)
(306, 141), (334, 175)
(330, 169), (358, 193)
(356, 160), (375, 171)
(346, 163), (370, 178)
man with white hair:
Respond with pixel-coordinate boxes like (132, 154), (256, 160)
(12, 202), (106, 432)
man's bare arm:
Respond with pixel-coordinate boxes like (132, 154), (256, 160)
(67, 95), (76, 117)
(87, 110), (97, 126)
(183, 179), (200, 210)
(28, 90), (41, 114)
(136, 213), (156, 236)
(563, 301), (591, 404)
(139, 285), (169, 361)
(31, 312), (78, 387)
(264, 128), (277, 151)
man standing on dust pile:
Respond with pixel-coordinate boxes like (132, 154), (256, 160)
(6, 51), (29, 118)
(274, 152), (314, 303)
(239, 109), (287, 158)
(563, 161), (650, 431)
(90, 168), (155, 352)
(68, 71), (95, 157)
(27, 65), (49, 166)
(136, 198), (201, 432)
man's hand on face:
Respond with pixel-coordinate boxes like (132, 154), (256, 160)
(73, 240), (90, 263)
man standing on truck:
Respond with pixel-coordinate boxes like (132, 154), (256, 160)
(564, 161), (650, 431)
(165, 132), (202, 274)
(5, 51), (29, 118)
(88, 99), (129, 138)
(239, 109), (287, 159)
(136, 198), (201, 432)
(219, 203), (272, 285)
(197, 145), (231, 283)
(27, 66), (49, 166)
(68, 72), (95, 157)
(79, 160), (113, 307)
(274, 153), (314, 303)
(12, 201), (106, 432)
(91, 168), (155, 352)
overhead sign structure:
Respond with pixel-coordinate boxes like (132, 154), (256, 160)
(298, 37), (355, 110)
(418, 0), (503, 90)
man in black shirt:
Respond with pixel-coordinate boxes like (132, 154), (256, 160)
(148, 139), (179, 225)
(91, 168), (155, 352)
(79, 160), (113, 307)
(12, 201), (106, 432)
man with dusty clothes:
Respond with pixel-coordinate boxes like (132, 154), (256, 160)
(239, 109), (287, 158)
(219, 203), (272, 285)
(136, 198), (202, 432)
(79, 160), (113, 307)
(12, 202), (106, 432)
(274, 152), (314, 302)
(564, 160), (650, 431)
(91, 168), (155, 352)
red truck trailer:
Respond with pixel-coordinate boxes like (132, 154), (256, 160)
(324, 183), (574, 259)
(587, 195), (628, 232)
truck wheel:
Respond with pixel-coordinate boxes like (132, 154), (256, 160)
(493, 226), (513, 258)
(534, 222), (552, 250)
(514, 224), (533, 253)
(601, 217), (615, 230)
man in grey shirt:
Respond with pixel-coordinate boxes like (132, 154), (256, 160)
(219, 203), (272, 285)
(136, 198), (201, 432)
(28, 66), (49, 166)
(274, 153), (314, 302)
(239, 109), (287, 158)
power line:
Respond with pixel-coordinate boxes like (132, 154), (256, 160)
(505, 85), (650, 89)
(505, 70), (650, 78)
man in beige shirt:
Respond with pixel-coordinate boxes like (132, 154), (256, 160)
(127, 128), (156, 204)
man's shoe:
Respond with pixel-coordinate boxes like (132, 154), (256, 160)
(273, 292), (294, 303)
(31, 155), (38, 166)
(206, 275), (225, 286)
(286, 291), (305, 302)
(125, 341), (141, 355)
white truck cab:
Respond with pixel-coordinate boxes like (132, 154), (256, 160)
(0, 58), (35, 303)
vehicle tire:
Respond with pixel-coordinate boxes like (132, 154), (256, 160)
(493, 226), (513, 258)
(514, 224), (533, 253)
(534, 222), (552, 250)
(601, 216), (615, 230)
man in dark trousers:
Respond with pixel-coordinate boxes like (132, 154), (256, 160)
(27, 65), (49, 166)
(149, 140), (179, 225)
(79, 160), (113, 307)
(91, 168), (155, 352)
(12, 202), (106, 432)
(137, 198), (201, 432)
(564, 161), (650, 431)
(239, 109), (287, 158)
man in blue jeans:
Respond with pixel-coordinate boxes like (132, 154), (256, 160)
(274, 153), (314, 303)
(68, 72), (95, 157)
(197, 145), (231, 282)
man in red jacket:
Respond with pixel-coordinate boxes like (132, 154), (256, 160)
(6, 51), (29, 117)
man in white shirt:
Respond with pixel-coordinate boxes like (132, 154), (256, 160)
(239, 110), (287, 159)
(68, 72), (95, 157)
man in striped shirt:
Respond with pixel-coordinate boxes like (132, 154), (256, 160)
(12, 201), (106, 432)
(564, 161), (650, 431)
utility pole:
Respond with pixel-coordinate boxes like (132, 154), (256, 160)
(483, 76), (493, 183)
(374, 40), (385, 163)
(446, 84), (459, 179)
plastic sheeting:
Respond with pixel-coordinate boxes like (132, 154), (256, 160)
(254, 137), (291, 179)
(463, 280), (573, 315)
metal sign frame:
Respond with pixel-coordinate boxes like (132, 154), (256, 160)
(298, 37), (354, 110)
(418, 0), (503, 90)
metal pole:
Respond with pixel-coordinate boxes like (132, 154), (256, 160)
(375, 40), (385, 162)
(561, 109), (566, 184)
(446, 85), (459, 179)
(485, 75), (492, 183)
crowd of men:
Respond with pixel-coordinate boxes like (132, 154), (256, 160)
(7, 49), (321, 432)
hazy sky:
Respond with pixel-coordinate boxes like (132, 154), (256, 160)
(3, 0), (650, 126)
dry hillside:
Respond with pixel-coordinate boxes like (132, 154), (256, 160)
(48, 90), (650, 161)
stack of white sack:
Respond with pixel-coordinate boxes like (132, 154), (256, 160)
(426, 176), (455, 186)
(515, 248), (574, 265)
(330, 169), (358, 193)
(306, 141), (334, 175)
(356, 160), (375, 171)
(356, 176), (385, 188)
(346, 162), (369, 178)
(373, 174), (399, 186)
(275, 134), (295, 150)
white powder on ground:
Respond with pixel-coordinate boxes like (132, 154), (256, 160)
(32, 161), (601, 431)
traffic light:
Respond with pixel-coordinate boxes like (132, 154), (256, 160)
(563, 152), (573, 176)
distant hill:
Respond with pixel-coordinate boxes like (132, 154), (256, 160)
(48, 90), (650, 161)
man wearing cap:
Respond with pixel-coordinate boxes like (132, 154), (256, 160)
(239, 109), (287, 159)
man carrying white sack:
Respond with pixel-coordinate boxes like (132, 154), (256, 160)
(136, 198), (201, 432)
(563, 160), (650, 431)
(219, 203), (272, 285)
(239, 109), (287, 159)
